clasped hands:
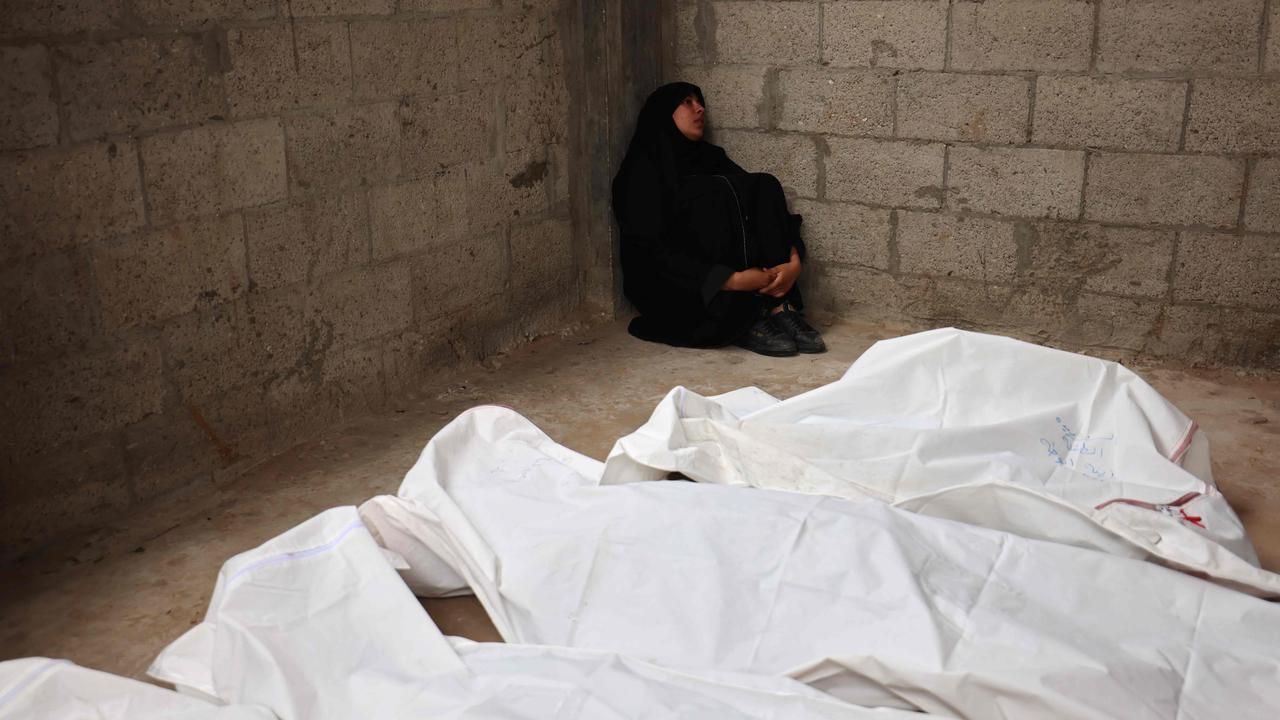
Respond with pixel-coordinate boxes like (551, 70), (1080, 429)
(722, 248), (801, 298)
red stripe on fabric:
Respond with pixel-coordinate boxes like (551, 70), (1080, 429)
(1170, 420), (1198, 464)
(1094, 491), (1202, 512)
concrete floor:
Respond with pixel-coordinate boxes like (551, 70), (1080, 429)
(1, 318), (1278, 682)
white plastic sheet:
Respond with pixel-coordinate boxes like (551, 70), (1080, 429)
(149, 507), (928, 719)
(0, 657), (274, 719)
(364, 405), (1280, 720)
(601, 328), (1280, 597)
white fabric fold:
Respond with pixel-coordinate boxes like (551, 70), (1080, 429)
(0, 657), (275, 719)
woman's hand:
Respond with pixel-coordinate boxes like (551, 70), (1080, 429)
(722, 268), (776, 292)
(759, 249), (801, 298)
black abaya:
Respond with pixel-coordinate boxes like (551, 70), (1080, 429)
(612, 83), (806, 348)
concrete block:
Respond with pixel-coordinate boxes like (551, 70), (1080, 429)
(826, 138), (945, 208)
(292, 22), (354, 107)
(1245, 159), (1280, 233)
(897, 212), (1020, 282)
(0, 245), (99, 361)
(993, 284), (1077, 341)
(411, 230), (508, 322)
(548, 142), (569, 208)
(948, 146), (1085, 219)
(1026, 222), (1174, 298)
(792, 199), (892, 270)
(714, 129), (819, 198)
(677, 2), (705, 66)
(806, 265), (904, 317)
(468, 299), (520, 361)
(370, 178), (437, 260)
(162, 286), (309, 406)
(245, 191), (368, 290)
(0, 341), (165, 455)
(53, 36), (224, 141)
(1185, 79), (1280, 154)
(951, 0), (1093, 72)
(0, 433), (130, 557)
(142, 119), (287, 223)
(457, 10), (552, 87)
(681, 66), (767, 130)
(776, 68), (894, 136)
(510, 217), (574, 303)
(1097, 0), (1262, 75)
(822, 0), (947, 70)
(318, 339), (387, 419)
(1270, 4), (1280, 75)
(434, 165), (469, 244)
(1070, 294), (1163, 354)
(123, 410), (219, 502)
(465, 149), (551, 230)
(198, 381), (277, 472)
(1150, 305), (1280, 367)
(382, 331), (442, 393)
(497, 293), (578, 353)
(289, 0), (393, 15)
(897, 72), (1030, 145)
(1032, 76), (1186, 152)
(1174, 232), (1280, 309)
(94, 215), (248, 331)
(402, 0), (491, 9)
(313, 261), (412, 348)
(351, 18), (457, 101)
(0, 0), (122, 37)
(400, 88), (498, 175)
(131, 0), (275, 26)
(241, 286), (312, 382)
(0, 46), (58, 151)
(0, 248), (99, 361)
(1, 141), (146, 261)
(286, 103), (403, 196)
(504, 68), (569, 154)
(226, 22), (352, 116)
(162, 301), (244, 401)
(1084, 153), (1244, 228)
(261, 373), (333, 458)
(901, 275), (1018, 327)
(395, 298), (504, 371)
(712, 1), (819, 65)
(225, 24), (293, 116)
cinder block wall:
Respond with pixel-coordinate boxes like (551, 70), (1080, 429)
(674, 0), (1280, 366)
(0, 0), (575, 557)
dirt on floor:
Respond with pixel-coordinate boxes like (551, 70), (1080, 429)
(1, 318), (1277, 680)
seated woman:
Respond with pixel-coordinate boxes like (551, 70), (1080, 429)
(611, 82), (825, 357)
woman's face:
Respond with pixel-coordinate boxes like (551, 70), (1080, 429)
(672, 94), (706, 141)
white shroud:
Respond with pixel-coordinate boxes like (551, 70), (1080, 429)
(360, 405), (1280, 720)
(601, 328), (1280, 597)
(147, 507), (929, 720)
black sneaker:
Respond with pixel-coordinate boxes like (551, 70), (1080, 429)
(774, 309), (826, 354)
(734, 316), (798, 357)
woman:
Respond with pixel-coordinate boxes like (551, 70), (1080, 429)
(611, 82), (826, 357)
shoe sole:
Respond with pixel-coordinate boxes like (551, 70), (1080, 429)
(734, 343), (799, 357)
(796, 345), (827, 354)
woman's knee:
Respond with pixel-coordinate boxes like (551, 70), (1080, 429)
(751, 172), (783, 192)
